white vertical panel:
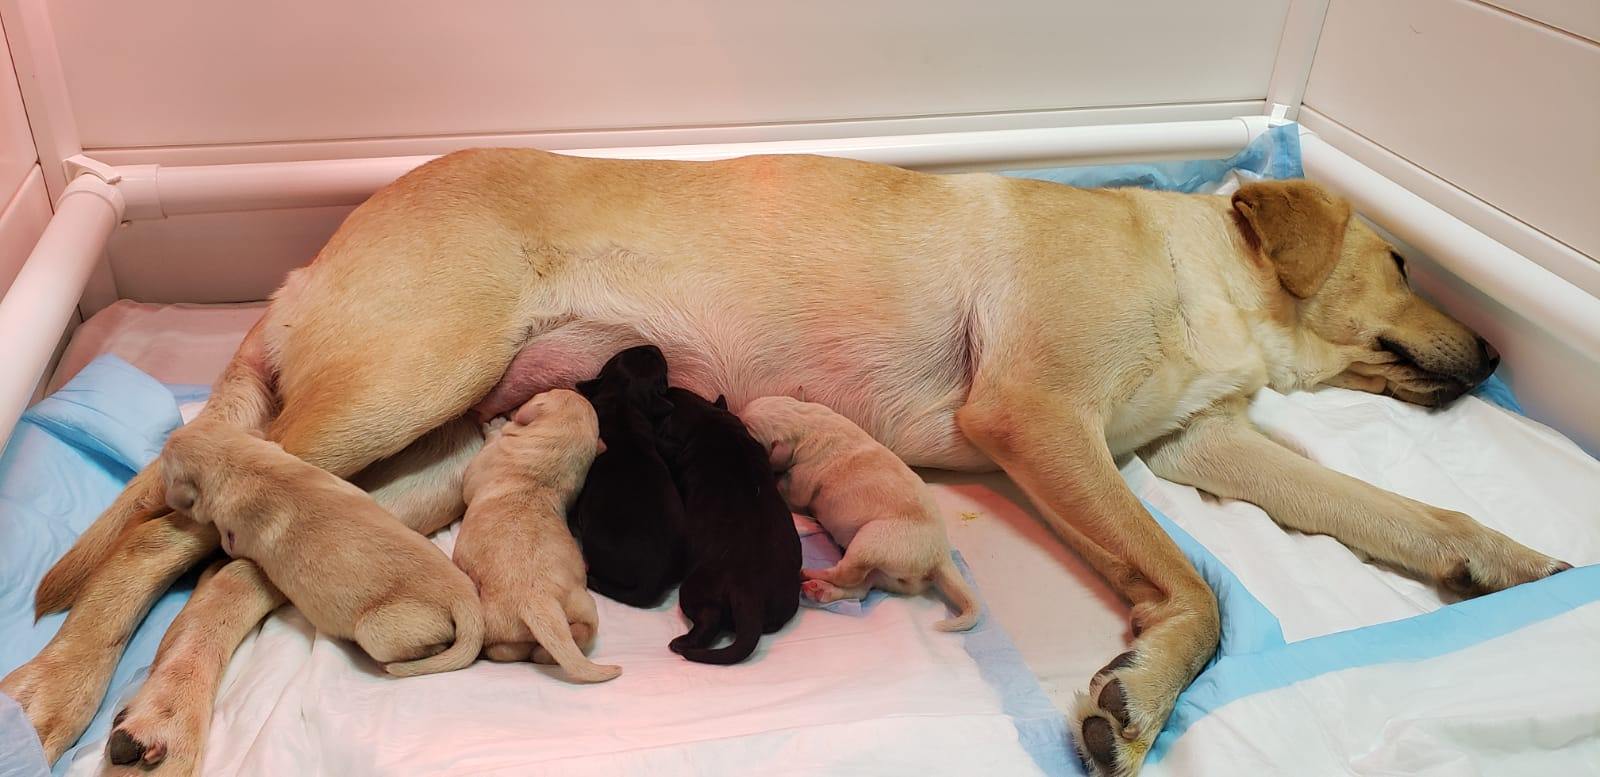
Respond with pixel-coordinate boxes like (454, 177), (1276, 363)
(1303, 0), (1600, 262)
(47, 1), (1290, 150)
(0, 165), (51, 296)
(0, 15), (39, 203)
(1478, 0), (1600, 43)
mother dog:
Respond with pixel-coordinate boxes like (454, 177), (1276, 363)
(3, 149), (1569, 777)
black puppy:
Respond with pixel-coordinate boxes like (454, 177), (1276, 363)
(570, 346), (689, 607)
(658, 387), (801, 665)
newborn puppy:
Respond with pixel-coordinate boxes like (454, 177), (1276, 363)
(659, 388), (801, 664)
(456, 389), (621, 683)
(570, 345), (689, 606)
(161, 420), (483, 677)
(741, 396), (979, 631)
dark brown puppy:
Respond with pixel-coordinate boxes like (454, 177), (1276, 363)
(658, 387), (801, 664)
(570, 346), (689, 607)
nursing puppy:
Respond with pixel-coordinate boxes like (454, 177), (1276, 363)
(659, 388), (801, 665)
(570, 345), (690, 606)
(456, 389), (621, 683)
(161, 420), (483, 677)
(742, 396), (980, 631)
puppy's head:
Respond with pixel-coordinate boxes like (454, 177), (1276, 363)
(514, 388), (605, 453)
(578, 345), (673, 419)
(739, 395), (810, 469)
(1232, 180), (1497, 406)
(159, 422), (265, 523)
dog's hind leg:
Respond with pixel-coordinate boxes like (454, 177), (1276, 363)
(103, 558), (285, 775)
(668, 605), (723, 653)
(33, 324), (276, 617)
(1142, 403), (1571, 596)
(1, 516), (220, 762)
(958, 382), (1219, 777)
(3, 332), (278, 763)
(352, 416), (485, 535)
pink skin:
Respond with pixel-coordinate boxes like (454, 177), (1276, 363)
(472, 330), (637, 421)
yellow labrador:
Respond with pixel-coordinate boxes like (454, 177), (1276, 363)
(455, 389), (620, 683)
(162, 419), (483, 679)
(740, 395), (979, 631)
(7, 150), (1569, 777)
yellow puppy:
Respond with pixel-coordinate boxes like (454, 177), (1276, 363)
(161, 419), (483, 677)
(741, 395), (979, 631)
(455, 389), (620, 683)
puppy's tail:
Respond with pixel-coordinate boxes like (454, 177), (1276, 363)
(520, 600), (621, 683)
(386, 596), (484, 678)
(931, 557), (981, 632)
(676, 596), (763, 666)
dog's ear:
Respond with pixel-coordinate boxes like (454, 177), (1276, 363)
(714, 395), (728, 410)
(1231, 180), (1351, 299)
(575, 378), (601, 399)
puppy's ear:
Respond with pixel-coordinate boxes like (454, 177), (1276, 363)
(575, 378), (601, 399)
(512, 400), (543, 426)
(646, 393), (675, 421)
(769, 440), (795, 469)
(713, 395), (728, 410)
(166, 477), (199, 516)
(1231, 180), (1351, 299)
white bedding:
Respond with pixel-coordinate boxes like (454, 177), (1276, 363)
(50, 300), (1600, 776)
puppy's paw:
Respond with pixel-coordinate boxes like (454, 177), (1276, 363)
(800, 579), (846, 603)
(1070, 651), (1164, 777)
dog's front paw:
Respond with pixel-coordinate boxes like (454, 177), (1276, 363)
(103, 672), (209, 775)
(1433, 511), (1573, 597)
(1071, 650), (1168, 777)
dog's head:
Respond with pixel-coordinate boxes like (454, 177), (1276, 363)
(1232, 180), (1498, 407)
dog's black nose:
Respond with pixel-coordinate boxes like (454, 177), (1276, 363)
(1478, 337), (1501, 373)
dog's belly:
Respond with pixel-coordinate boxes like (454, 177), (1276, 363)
(475, 317), (992, 472)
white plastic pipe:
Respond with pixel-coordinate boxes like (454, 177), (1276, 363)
(124, 118), (1266, 218)
(1301, 134), (1600, 364)
(0, 175), (123, 451)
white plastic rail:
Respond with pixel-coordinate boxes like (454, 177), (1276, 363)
(121, 118), (1272, 217)
(0, 174), (123, 449)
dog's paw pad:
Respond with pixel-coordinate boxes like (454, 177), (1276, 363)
(1094, 650), (1137, 679)
(1441, 560), (1492, 598)
(1097, 678), (1135, 736)
(1079, 715), (1120, 773)
(106, 728), (149, 766)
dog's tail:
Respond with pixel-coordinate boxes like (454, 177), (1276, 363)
(675, 596), (764, 665)
(931, 557), (981, 632)
(386, 596), (484, 678)
(35, 467), (170, 616)
(520, 600), (621, 683)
